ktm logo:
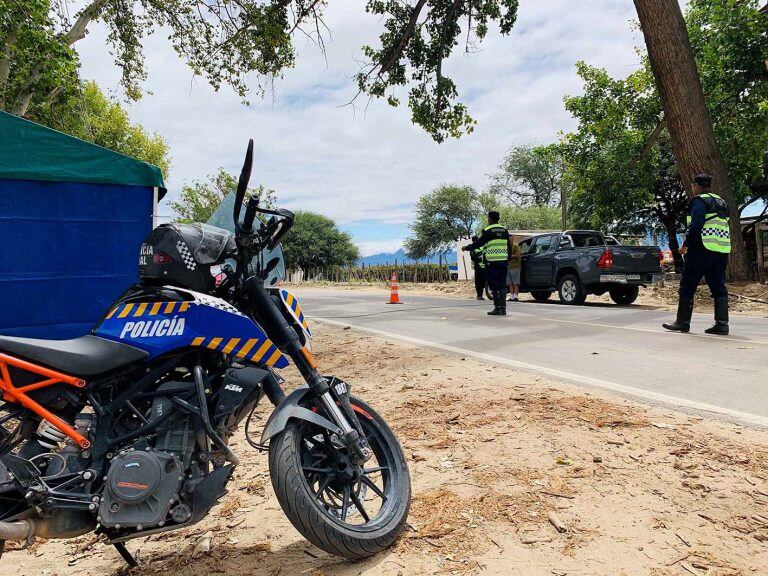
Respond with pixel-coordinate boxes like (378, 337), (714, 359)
(120, 316), (186, 339)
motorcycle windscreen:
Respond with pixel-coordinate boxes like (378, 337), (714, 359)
(94, 294), (289, 368)
(206, 193), (286, 288)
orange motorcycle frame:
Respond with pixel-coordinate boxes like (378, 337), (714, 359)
(0, 352), (90, 449)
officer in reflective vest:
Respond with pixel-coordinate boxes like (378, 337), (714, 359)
(462, 211), (510, 315)
(470, 238), (487, 300)
(663, 173), (731, 335)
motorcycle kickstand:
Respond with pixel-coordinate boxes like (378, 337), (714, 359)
(114, 542), (138, 568)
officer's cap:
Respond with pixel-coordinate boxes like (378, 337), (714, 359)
(693, 173), (712, 187)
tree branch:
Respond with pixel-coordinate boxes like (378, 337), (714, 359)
(0, 30), (17, 109)
(379, 0), (428, 79)
(64, 0), (108, 45)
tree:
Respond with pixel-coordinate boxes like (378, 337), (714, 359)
(560, 1), (768, 275)
(1, 0), (520, 143)
(488, 144), (566, 207)
(281, 211), (359, 271)
(497, 204), (562, 231)
(171, 168), (275, 223)
(32, 80), (171, 174)
(559, 63), (690, 268)
(632, 0), (765, 279)
(404, 184), (482, 259)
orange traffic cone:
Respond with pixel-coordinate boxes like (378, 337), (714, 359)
(387, 272), (403, 304)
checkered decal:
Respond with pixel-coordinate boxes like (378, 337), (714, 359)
(176, 241), (197, 271)
(702, 227), (729, 238)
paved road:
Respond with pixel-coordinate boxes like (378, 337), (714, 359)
(295, 289), (768, 427)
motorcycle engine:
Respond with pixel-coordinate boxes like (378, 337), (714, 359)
(98, 450), (181, 529)
(98, 384), (200, 530)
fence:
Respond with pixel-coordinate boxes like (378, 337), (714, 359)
(286, 262), (454, 284)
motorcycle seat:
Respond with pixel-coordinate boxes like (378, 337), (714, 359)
(0, 335), (148, 378)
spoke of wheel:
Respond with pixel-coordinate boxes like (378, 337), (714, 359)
(302, 466), (333, 474)
(349, 489), (370, 523)
(363, 466), (388, 474)
(360, 475), (387, 501)
(341, 485), (350, 520)
(314, 475), (333, 498)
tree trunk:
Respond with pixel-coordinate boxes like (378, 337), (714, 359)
(633, 0), (750, 280)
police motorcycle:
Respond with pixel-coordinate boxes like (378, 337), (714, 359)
(0, 140), (411, 565)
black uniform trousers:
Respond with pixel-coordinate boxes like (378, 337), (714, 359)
(485, 262), (508, 294)
(473, 266), (486, 298)
(679, 248), (728, 299)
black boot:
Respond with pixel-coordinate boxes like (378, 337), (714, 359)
(487, 290), (502, 315)
(705, 296), (729, 335)
(500, 291), (507, 316)
(662, 297), (694, 333)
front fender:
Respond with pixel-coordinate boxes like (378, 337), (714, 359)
(260, 385), (342, 444)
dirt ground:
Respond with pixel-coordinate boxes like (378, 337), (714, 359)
(7, 322), (768, 576)
(293, 279), (768, 317)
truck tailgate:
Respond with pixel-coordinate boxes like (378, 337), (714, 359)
(610, 246), (661, 273)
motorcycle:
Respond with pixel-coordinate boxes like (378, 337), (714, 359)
(0, 140), (411, 565)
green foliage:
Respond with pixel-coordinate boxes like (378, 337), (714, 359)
(488, 144), (568, 206)
(356, 0), (519, 142)
(0, 0), (80, 115)
(497, 204), (562, 231)
(171, 168), (275, 224)
(281, 211), (360, 271)
(404, 184), (482, 259)
(31, 81), (171, 175)
(686, 0), (768, 203)
(559, 0), (768, 245)
(2, 1), (523, 143)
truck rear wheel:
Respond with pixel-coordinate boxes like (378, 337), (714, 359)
(609, 286), (639, 305)
(558, 275), (586, 305)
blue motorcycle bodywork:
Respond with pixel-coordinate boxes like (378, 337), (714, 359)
(93, 288), (289, 369)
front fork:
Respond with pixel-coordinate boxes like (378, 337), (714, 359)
(245, 277), (372, 464)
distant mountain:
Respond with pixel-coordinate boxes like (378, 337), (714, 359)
(359, 248), (457, 266)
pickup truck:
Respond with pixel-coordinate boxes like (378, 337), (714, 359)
(518, 230), (663, 305)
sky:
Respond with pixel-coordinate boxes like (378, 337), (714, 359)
(76, 1), (646, 256)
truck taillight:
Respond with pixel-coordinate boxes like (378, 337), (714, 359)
(597, 249), (613, 269)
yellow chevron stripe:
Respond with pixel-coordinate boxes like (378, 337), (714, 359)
(191, 336), (205, 346)
(105, 307), (118, 319)
(164, 302), (176, 314)
(236, 338), (258, 358)
(149, 302), (163, 316)
(179, 302), (190, 312)
(207, 337), (223, 350)
(285, 292), (295, 308)
(222, 337), (241, 355)
(266, 349), (283, 366)
(134, 303), (148, 317)
(250, 340), (272, 362)
(117, 304), (134, 318)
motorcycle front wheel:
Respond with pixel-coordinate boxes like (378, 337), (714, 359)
(268, 396), (411, 559)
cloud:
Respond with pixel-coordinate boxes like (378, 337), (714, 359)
(75, 0), (643, 246)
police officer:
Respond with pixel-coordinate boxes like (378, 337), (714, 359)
(463, 211), (510, 315)
(469, 236), (487, 300)
(663, 173), (731, 335)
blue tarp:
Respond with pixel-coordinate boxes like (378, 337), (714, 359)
(0, 178), (154, 339)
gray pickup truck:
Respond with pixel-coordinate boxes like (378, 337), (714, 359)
(517, 230), (663, 305)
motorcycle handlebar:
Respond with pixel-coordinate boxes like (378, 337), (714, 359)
(242, 196), (259, 233)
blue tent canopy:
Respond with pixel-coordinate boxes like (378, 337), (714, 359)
(0, 113), (164, 339)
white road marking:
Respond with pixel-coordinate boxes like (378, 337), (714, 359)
(314, 316), (768, 428)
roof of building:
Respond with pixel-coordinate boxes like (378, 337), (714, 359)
(0, 111), (165, 191)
